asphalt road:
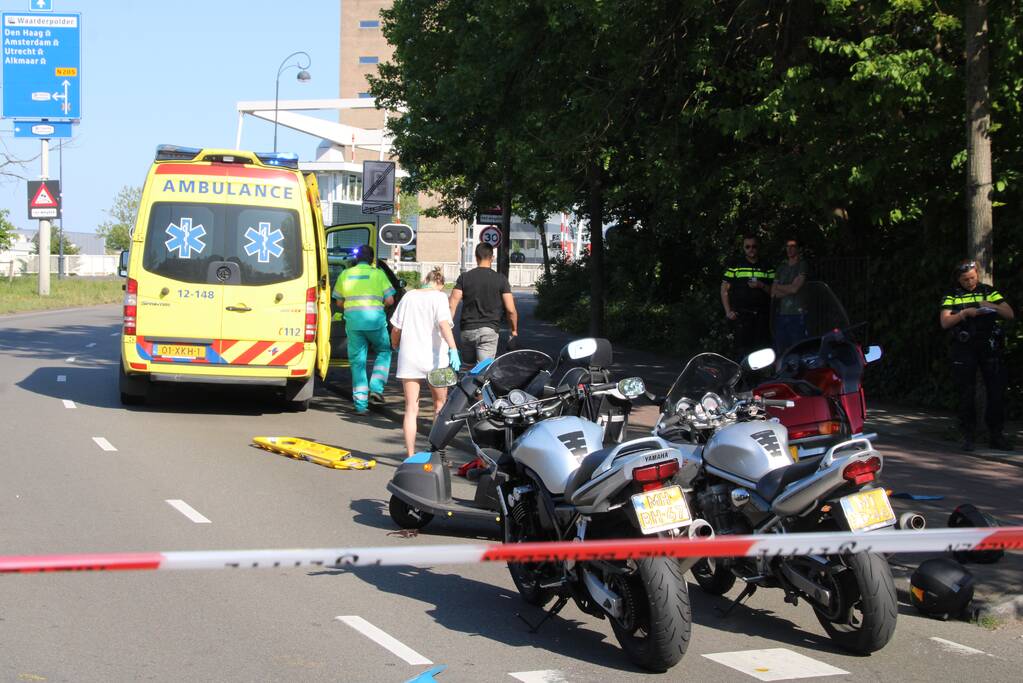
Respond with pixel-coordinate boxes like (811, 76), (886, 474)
(2, 304), (1021, 682)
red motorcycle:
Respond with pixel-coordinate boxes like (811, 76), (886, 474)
(755, 282), (883, 460)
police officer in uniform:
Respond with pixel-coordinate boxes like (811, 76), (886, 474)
(721, 234), (775, 358)
(333, 245), (395, 414)
(939, 260), (1015, 451)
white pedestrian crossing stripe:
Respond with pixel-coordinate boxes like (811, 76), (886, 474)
(703, 648), (849, 681)
(509, 672), (567, 682)
(929, 637), (986, 656)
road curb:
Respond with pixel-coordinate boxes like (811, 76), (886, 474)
(974, 593), (1023, 624)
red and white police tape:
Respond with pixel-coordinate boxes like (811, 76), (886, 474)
(2, 526), (1020, 574)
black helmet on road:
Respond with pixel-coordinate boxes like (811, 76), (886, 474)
(910, 558), (975, 620)
(948, 504), (1005, 564)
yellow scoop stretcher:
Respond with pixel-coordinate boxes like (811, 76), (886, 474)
(252, 437), (376, 470)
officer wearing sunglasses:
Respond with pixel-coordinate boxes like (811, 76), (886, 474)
(939, 260), (1015, 451)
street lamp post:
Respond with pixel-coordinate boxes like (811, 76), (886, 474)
(273, 51), (312, 153)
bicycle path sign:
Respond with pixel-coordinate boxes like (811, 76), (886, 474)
(1, 12), (82, 120)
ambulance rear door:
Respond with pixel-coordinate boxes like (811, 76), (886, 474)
(134, 201), (225, 363)
(218, 197), (308, 371)
(304, 172), (331, 380)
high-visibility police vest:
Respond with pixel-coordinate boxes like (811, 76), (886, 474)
(334, 263), (395, 331)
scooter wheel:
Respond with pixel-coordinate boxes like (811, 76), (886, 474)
(389, 495), (434, 530)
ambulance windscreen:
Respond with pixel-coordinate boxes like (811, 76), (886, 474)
(142, 202), (303, 285)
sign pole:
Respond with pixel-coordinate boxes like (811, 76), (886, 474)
(38, 139), (51, 296)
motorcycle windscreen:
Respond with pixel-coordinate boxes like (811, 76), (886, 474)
(664, 353), (740, 414)
(771, 281), (852, 347)
(485, 349), (554, 395)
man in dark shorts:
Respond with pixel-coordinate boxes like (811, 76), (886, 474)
(449, 242), (519, 365)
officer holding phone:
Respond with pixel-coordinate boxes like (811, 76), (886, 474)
(939, 260), (1015, 451)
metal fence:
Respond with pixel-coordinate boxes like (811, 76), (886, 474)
(1, 254), (119, 278)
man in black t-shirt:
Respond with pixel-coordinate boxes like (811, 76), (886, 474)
(720, 234), (775, 358)
(449, 242), (519, 365)
(939, 259), (1015, 451)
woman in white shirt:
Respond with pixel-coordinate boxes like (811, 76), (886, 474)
(390, 267), (462, 457)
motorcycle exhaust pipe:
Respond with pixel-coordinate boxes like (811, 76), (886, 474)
(678, 519), (714, 574)
(897, 511), (927, 531)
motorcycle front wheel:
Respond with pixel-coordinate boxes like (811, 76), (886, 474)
(812, 551), (897, 654)
(606, 557), (692, 672)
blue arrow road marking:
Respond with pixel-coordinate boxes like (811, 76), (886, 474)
(165, 217), (207, 259)
(244, 221), (285, 263)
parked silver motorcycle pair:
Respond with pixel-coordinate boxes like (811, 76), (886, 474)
(412, 340), (897, 670)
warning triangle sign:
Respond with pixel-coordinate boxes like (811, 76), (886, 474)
(30, 183), (58, 208)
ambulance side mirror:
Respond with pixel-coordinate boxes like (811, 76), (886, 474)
(117, 250), (129, 278)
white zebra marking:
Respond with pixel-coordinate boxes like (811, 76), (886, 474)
(91, 437), (117, 452)
(165, 499), (212, 524)
(335, 616), (431, 665)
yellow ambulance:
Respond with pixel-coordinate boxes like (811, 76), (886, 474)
(117, 145), (369, 410)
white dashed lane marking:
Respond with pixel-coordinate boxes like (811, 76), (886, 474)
(62, 400), (76, 409)
(509, 671), (567, 682)
(92, 437), (117, 452)
(336, 616), (431, 665)
(110, 332), (119, 336)
(930, 637), (986, 655)
(165, 499), (212, 524)
(66, 356), (76, 363)
(85, 342), (96, 348)
(703, 648), (849, 681)
(57, 375), (66, 382)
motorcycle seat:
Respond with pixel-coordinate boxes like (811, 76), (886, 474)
(756, 458), (821, 502)
(563, 445), (616, 499)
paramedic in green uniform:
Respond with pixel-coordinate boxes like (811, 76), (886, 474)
(333, 245), (395, 414)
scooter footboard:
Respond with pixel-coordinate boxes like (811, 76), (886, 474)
(770, 447), (882, 517)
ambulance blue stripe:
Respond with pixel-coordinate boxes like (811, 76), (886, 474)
(136, 343), (153, 361)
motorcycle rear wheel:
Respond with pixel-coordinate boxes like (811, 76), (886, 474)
(812, 551), (897, 654)
(607, 557), (692, 672)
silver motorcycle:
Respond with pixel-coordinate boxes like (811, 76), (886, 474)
(448, 339), (709, 672)
(655, 350), (898, 655)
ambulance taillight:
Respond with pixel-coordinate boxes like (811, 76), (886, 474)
(305, 287), (317, 342)
(123, 278), (138, 336)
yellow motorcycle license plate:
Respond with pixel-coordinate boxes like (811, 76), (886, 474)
(840, 488), (896, 532)
(154, 344), (204, 359)
(631, 485), (692, 535)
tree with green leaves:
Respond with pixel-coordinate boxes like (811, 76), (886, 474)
(0, 208), (15, 251)
(96, 185), (142, 253)
(31, 231), (79, 256)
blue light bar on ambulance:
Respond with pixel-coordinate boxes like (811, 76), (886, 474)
(254, 152), (300, 169)
(155, 144), (202, 161)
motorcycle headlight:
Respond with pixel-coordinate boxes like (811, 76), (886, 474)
(617, 377), (645, 398)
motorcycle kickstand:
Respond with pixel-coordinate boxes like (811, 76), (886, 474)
(718, 583), (757, 618)
(517, 596), (569, 634)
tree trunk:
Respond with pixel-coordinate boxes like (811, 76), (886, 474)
(498, 175), (512, 277)
(586, 159), (605, 336)
(965, 0), (993, 283)
(535, 211), (551, 279)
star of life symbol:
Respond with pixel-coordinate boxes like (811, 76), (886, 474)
(244, 221), (285, 263)
(165, 217), (206, 259)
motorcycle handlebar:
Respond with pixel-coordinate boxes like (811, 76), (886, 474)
(762, 398), (795, 408)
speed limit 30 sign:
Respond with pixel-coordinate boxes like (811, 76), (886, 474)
(479, 225), (502, 248)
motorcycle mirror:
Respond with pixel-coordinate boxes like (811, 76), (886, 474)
(864, 346), (883, 363)
(427, 367), (458, 388)
(617, 377), (645, 399)
(744, 348), (776, 372)
(564, 338), (598, 361)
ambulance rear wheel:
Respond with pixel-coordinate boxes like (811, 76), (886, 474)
(284, 377), (313, 412)
(389, 495), (433, 529)
(118, 366), (148, 406)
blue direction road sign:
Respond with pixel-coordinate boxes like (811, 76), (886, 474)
(1, 12), (82, 120)
(13, 120), (72, 138)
